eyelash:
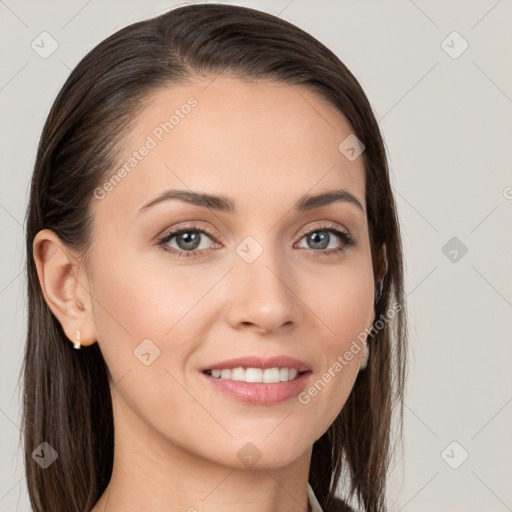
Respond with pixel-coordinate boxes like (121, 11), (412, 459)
(157, 222), (356, 259)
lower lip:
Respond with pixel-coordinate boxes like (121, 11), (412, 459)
(200, 371), (312, 405)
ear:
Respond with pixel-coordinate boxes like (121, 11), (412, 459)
(32, 229), (97, 348)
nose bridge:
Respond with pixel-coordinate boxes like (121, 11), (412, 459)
(228, 233), (297, 330)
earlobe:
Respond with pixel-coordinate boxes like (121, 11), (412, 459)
(32, 229), (96, 348)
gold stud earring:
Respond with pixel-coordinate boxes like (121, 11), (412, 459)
(73, 329), (81, 349)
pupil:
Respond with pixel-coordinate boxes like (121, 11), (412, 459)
(178, 232), (200, 250)
(310, 231), (328, 250)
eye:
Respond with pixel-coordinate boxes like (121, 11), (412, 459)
(157, 222), (355, 259)
(157, 225), (219, 258)
(295, 222), (355, 256)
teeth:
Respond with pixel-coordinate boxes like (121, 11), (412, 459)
(207, 367), (300, 383)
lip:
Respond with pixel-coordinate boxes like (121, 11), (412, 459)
(199, 370), (313, 405)
(199, 355), (312, 372)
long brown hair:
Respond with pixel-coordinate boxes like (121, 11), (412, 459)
(21, 4), (407, 511)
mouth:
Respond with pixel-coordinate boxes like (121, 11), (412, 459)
(202, 367), (310, 384)
(200, 367), (313, 405)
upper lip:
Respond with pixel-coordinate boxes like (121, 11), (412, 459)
(200, 355), (312, 373)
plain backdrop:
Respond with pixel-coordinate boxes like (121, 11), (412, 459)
(1, 1), (511, 511)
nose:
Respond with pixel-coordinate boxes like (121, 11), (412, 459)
(225, 243), (298, 334)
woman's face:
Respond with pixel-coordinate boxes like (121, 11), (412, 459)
(84, 75), (375, 469)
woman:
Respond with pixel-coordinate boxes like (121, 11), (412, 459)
(22, 4), (407, 511)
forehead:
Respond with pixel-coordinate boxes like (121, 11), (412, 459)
(92, 75), (366, 223)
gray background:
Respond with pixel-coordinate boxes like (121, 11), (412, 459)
(1, 0), (511, 510)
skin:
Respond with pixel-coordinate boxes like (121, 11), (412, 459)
(33, 75), (379, 512)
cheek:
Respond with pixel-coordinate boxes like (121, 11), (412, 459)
(88, 243), (213, 387)
(296, 257), (374, 435)
(87, 248), (200, 431)
(90, 241), (187, 335)
(87, 247), (169, 375)
(307, 254), (375, 342)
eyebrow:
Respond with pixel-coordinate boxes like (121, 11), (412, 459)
(137, 187), (365, 216)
